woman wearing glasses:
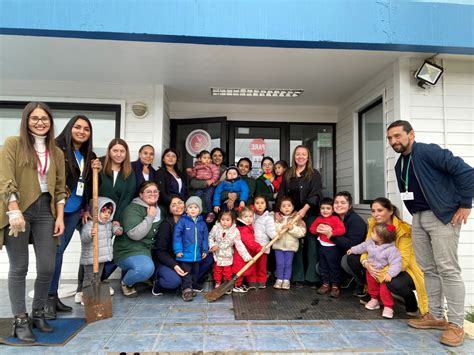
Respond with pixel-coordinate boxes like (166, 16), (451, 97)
(0, 102), (68, 343)
(113, 181), (165, 297)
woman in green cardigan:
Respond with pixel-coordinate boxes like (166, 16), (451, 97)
(114, 181), (165, 297)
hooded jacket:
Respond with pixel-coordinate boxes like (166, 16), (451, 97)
(253, 211), (277, 254)
(113, 197), (164, 263)
(208, 221), (251, 266)
(173, 214), (209, 262)
(80, 197), (115, 265)
(233, 220), (262, 276)
(351, 239), (402, 278)
(272, 213), (306, 252)
(189, 161), (220, 183)
(394, 141), (474, 224)
(213, 177), (249, 207)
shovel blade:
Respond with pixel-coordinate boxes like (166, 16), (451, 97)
(82, 281), (113, 324)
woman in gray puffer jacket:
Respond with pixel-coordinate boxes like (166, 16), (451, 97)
(80, 197), (117, 290)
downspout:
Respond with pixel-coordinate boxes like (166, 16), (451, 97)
(441, 59), (447, 149)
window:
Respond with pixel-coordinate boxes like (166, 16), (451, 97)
(358, 98), (384, 203)
(0, 101), (120, 157)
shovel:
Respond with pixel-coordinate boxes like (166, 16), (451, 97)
(82, 167), (113, 323)
(205, 214), (302, 302)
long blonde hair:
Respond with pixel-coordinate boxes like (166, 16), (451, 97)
(18, 102), (58, 167)
(103, 138), (132, 179)
(285, 145), (314, 181)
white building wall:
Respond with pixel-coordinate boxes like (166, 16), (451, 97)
(0, 79), (166, 280)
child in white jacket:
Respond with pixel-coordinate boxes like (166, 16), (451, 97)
(272, 197), (306, 290)
(253, 195), (277, 289)
(208, 211), (252, 291)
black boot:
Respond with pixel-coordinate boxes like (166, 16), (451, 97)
(44, 295), (57, 320)
(55, 294), (72, 312)
(32, 309), (53, 333)
(12, 314), (36, 343)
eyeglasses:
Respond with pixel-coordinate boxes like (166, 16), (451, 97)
(29, 116), (50, 124)
(262, 163), (273, 168)
(143, 190), (159, 195)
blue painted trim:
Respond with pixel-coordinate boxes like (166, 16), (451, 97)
(1, 28), (473, 55)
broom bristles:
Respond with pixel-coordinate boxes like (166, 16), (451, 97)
(204, 278), (236, 302)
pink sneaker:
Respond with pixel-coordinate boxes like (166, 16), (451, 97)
(382, 307), (394, 319)
(365, 298), (380, 310)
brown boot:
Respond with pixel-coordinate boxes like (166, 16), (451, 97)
(317, 284), (330, 295)
(330, 286), (340, 298)
(440, 323), (464, 347)
(407, 313), (448, 330)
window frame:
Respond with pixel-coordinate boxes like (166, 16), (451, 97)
(358, 97), (384, 205)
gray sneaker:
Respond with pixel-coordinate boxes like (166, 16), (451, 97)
(121, 282), (137, 298)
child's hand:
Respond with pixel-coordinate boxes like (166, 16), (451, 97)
(114, 227), (123, 236)
(176, 252), (183, 258)
(91, 228), (97, 238)
(213, 206), (220, 214)
(206, 179), (213, 186)
(384, 273), (392, 282)
(274, 212), (283, 223)
(226, 199), (234, 211)
(346, 249), (353, 255)
(209, 246), (218, 253)
(201, 252), (207, 259)
(287, 223), (294, 230)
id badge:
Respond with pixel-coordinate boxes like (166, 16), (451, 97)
(76, 181), (84, 196)
(401, 192), (414, 201)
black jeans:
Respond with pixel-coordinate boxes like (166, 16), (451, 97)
(5, 194), (56, 316)
(341, 253), (419, 312)
(179, 261), (199, 290)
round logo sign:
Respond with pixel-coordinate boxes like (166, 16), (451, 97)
(185, 129), (212, 157)
(249, 138), (266, 156)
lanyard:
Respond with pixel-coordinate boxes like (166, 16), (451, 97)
(37, 149), (49, 177)
(75, 151), (84, 181)
(400, 155), (412, 192)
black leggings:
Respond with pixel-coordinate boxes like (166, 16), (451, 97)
(341, 253), (418, 312)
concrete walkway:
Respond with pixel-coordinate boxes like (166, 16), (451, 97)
(0, 280), (473, 354)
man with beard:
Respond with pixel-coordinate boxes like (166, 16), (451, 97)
(386, 120), (474, 347)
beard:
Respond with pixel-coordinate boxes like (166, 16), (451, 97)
(391, 142), (409, 154)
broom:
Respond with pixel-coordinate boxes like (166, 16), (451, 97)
(205, 213), (302, 302)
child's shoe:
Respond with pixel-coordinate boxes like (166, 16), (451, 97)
(248, 283), (258, 290)
(257, 282), (267, 289)
(205, 212), (216, 223)
(273, 279), (283, 289)
(330, 286), (340, 298)
(182, 288), (194, 302)
(109, 287), (115, 296)
(215, 281), (221, 289)
(281, 280), (291, 290)
(232, 285), (248, 293)
(317, 284), (330, 295)
(365, 298), (381, 310)
(382, 307), (394, 319)
(225, 289), (232, 295)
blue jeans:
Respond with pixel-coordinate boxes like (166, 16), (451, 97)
(155, 265), (182, 290)
(116, 255), (155, 287)
(48, 210), (81, 295)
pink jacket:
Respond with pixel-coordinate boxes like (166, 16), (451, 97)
(190, 162), (220, 182)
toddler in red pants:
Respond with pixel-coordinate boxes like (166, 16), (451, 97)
(208, 211), (252, 293)
(348, 223), (402, 319)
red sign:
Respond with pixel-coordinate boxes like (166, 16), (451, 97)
(249, 139), (266, 156)
(185, 129), (211, 156)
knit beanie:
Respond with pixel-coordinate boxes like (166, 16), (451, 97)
(185, 196), (203, 214)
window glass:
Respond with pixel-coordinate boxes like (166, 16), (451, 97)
(359, 99), (384, 202)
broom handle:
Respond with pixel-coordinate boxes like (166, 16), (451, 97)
(235, 214), (302, 278)
(92, 167), (99, 274)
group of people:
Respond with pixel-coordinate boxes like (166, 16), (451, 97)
(0, 102), (472, 348)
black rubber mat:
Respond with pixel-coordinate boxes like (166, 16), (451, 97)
(232, 286), (410, 320)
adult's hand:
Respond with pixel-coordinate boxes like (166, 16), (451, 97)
(174, 265), (188, 277)
(451, 207), (471, 225)
(91, 158), (102, 171)
(228, 192), (237, 201)
(147, 206), (157, 218)
(316, 224), (333, 238)
(53, 217), (65, 237)
(82, 210), (92, 225)
(365, 262), (380, 280)
(6, 210), (26, 237)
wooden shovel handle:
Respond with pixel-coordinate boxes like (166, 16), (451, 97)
(235, 214), (302, 278)
(92, 167), (99, 273)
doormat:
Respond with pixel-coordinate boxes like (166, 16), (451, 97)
(232, 286), (410, 320)
(0, 317), (86, 346)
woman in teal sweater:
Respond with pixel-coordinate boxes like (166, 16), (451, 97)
(114, 181), (165, 297)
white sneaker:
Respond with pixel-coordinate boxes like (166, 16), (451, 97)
(74, 292), (83, 304)
(109, 286), (114, 296)
(365, 298), (381, 310)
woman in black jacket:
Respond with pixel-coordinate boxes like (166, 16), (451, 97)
(46, 115), (100, 319)
(131, 144), (157, 197)
(154, 148), (187, 210)
(277, 145), (322, 286)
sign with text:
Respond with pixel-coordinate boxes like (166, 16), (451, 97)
(249, 138), (266, 156)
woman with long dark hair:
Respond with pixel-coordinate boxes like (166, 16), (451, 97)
(277, 145), (322, 287)
(154, 148), (187, 209)
(45, 115), (101, 319)
(0, 102), (68, 343)
(131, 144), (157, 197)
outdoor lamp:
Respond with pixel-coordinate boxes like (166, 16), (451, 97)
(414, 60), (444, 89)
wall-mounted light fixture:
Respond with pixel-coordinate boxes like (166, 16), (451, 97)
(414, 60), (444, 89)
(131, 102), (148, 118)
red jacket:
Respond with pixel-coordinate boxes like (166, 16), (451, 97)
(233, 222), (262, 276)
(272, 175), (283, 193)
(309, 215), (346, 245)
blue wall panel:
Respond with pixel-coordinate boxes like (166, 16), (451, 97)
(0, 0), (473, 54)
